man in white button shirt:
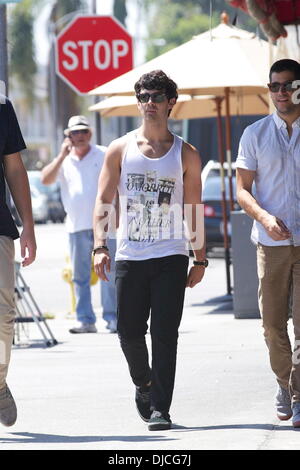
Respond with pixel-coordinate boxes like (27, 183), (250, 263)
(236, 59), (300, 428)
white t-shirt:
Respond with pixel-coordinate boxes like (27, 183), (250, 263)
(58, 144), (106, 233)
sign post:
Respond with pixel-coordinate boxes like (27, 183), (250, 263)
(0, 5), (7, 96)
(55, 15), (133, 95)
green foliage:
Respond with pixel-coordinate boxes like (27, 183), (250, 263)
(145, 0), (258, 61)
(9, 0), (37, 105)
(146, 2), (212, 61)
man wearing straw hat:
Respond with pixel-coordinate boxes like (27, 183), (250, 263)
(41, 115), (117, 334)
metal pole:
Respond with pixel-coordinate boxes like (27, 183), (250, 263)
(225, 87), (234, 212)
(0, 5), (12, 213)
(92, 0), (101, 144)
(214, 97), (232, 296)
(0, 5), (8, 96)
(50, 22), (59, 157)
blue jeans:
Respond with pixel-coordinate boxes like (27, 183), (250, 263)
(69, 230), (117, 325)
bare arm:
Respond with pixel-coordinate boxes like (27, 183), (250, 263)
(93, 138), (124, 281)
(182, 142), (206, 288)
(41, 138), (72, 185)
(4, 153), (36, 266)
(236, 168), (290, 241)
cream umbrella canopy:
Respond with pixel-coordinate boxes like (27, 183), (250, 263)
(89, 93), (269, 118)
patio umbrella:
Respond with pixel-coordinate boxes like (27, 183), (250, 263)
(89, 92), (269, 118)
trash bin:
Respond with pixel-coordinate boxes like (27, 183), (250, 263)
(231, 211), (260, 319)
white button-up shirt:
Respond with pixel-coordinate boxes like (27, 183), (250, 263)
(236, 112), (300, 246)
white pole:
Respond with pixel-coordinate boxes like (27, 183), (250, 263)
(91, 0), (101, 144)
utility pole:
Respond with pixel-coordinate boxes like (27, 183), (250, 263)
(91, 0), (101, 144)
(0, 5), (8, 97)
(49, 22), (59, 156)
(0, 4), (13, 212)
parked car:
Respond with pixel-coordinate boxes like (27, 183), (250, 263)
(27, 170), (66, 223)
(201, 160), (239, 250)
(9, 185), (48, 226)
(30, 186), (49, 224)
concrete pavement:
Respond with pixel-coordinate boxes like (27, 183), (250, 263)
(1, 224), (299, 450)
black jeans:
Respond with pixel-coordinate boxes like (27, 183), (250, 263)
(115, 255), (189, 413)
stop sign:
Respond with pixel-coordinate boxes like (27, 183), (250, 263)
(55, 15), (133, 95)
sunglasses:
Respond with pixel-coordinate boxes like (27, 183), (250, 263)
(69, 129), (89, 135)
(267, 80), (296, 93)
(137, 92), (167, 103)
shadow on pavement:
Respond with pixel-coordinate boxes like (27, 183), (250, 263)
(2, 423), (298, 444)
(191, 295), (233, 315)
(172, 423), (279, 431)
(1, 432), (176, 444)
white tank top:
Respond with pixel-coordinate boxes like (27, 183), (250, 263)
(116, 131), (189, 261)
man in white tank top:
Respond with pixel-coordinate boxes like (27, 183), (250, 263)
(93, 71), (207, 430)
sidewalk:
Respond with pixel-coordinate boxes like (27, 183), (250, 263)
(0, 300), (300, 450)
(1, 257), (299, 450)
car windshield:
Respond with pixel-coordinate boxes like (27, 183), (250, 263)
(203, 176), (237, 201)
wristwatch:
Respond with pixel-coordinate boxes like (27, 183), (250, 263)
(193, 259), (209, 267)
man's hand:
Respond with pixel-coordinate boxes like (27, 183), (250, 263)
(60, 137), (72, 158)
(93, 250), (111, 281)
(20, 228), (36, 267)
(262, 214), (291, 241)
(186, 265), (205, 288)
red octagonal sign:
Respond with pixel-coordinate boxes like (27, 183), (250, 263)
(56, 15), (133, 95)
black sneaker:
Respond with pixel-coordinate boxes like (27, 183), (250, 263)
(135, 385), (151, 422)
(148, 410), (172, 431)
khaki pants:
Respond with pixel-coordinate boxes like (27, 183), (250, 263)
(0, 236), (15, 390)
(257, 243), (300, 403)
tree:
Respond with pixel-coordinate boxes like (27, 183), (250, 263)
(145, 2), (211, 61)
(9, 0), (86, 108)
(145, 0), (257, 61)
(8, 0), (37, 106)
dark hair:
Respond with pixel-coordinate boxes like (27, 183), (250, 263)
(269, 59), (300, 81)
(134, 70), (178, 101)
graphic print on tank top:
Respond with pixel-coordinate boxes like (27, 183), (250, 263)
(126, 170), (177, 242)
